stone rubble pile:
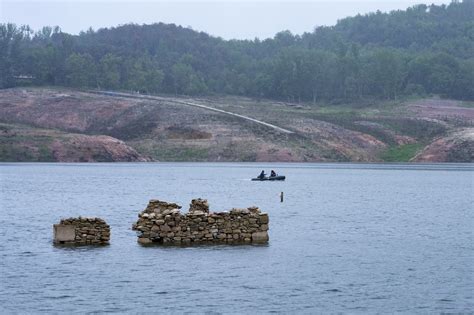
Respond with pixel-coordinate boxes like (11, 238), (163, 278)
(189, 198), (209, 214)
(54, 217), (110, 245)
(132, 199), (269, 245)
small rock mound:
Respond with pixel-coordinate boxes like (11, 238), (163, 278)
(54, 217), (110, 245)
(189, 198), (209, 214)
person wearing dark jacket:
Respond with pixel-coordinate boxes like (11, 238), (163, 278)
(258, 170), (266, 179)
(270, 170), (277, 177)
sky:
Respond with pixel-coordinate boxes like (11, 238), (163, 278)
(1, 0), (451, 40)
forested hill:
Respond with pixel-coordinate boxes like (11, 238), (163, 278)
(325, 1), (474, 58)
(1, 0), (473, 101)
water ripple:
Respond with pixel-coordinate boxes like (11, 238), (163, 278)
(0, 163), (472, 313)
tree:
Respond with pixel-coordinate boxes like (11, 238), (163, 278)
(364, 49), (406, 99)
(171, 62), (207, 95)
(0, 23), (31, 87)
(1, 0), (472, 101)
(126, 56), (164, 93)
(98, 53), (122, 89)
(65, 53), (97, 87)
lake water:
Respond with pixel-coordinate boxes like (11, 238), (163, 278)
(0, 163), (473, 313)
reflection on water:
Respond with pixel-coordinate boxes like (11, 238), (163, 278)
(0, 163), (472, 312)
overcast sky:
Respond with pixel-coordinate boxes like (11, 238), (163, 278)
(1, 0), (451, 40)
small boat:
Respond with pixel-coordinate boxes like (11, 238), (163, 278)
(251, 175), (286, 181)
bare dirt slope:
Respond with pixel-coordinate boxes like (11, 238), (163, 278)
(0, 88), (472, 162)
(407, 99), (474, 123)
(412, 128), (474, 162)
(0, 123), (151, 162)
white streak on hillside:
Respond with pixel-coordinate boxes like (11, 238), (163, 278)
(90, 91), (295, 134)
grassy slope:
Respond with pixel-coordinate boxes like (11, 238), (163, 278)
(0, 88), (472, 162)
(0, 122), (150, 162)
(0, 124), (56, 162)
(200, 95), (449, 162)
(379, 143), (425, 162)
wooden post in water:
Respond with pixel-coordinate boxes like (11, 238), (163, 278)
(280, 192), (284, 203)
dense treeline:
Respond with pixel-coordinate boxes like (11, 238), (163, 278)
(1, 0), (473, 101)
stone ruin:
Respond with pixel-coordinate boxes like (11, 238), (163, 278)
(132, 198), (269, 245)
(53, 217), (110, 245)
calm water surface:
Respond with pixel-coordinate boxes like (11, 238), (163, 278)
(0, 163), (473, 313)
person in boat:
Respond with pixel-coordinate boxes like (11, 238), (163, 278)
(270, 170), (277, 177)
(258, 170), (266, 179)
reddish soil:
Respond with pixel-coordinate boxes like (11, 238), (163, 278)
(50, 134), (152, 162)
(412, 128), (474, 162)
(407, 99), (474, 124)
(0, 88), (472, 162)
(0, 123), (151, 162)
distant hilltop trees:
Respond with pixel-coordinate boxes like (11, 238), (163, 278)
(1, 0), (473, 101)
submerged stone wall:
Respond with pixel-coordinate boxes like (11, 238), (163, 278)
(132, 199), (269, 245)
(53, 217), (110, 245)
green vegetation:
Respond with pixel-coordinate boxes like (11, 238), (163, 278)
(380, 143), (424, 162)
(379, 118), (447, 141)
(144, 146), (210, 162)
(0, 127), (55, 162)
(1, 1), (473, 101)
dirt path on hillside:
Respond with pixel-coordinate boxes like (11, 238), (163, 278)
(89, 91), (295, 134)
